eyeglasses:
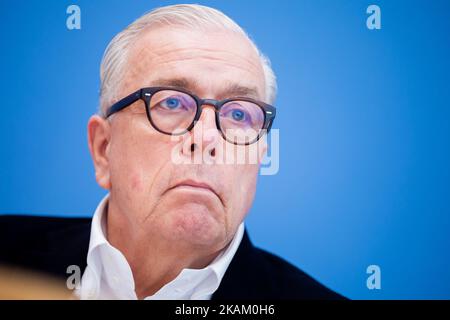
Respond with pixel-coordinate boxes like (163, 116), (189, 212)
(105, 86), (276, 145)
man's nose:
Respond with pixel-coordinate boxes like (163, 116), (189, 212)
(183, 104), (221, 159)
(197, 104), (219, 137)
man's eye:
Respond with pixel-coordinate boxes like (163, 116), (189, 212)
(231, 109), (246, 121)
(224, 108), (250, 123)
(161, 97), (182, 109)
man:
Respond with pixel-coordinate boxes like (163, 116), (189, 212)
(0, 4), (344, 299)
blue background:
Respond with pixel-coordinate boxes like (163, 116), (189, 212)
(1, 0), (449, 299)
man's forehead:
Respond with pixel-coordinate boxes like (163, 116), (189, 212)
(123, 27), (266, 100)
(130, 27), (260, 66)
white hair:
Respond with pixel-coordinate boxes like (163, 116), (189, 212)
(99, 4), (277, 116)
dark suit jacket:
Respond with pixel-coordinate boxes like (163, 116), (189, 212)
(0, 215), (345, 299)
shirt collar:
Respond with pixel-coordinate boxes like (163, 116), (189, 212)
(79, 193), (244, 299)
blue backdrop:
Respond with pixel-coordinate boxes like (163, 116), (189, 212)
(1, 0), (449, 299)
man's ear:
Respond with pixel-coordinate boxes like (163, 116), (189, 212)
(87, 115), (112, 190)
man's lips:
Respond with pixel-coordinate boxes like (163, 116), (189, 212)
(168, 179), (222, 203)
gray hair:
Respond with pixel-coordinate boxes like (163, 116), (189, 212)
(99, 4), (277, 116)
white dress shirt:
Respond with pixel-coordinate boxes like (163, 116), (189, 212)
(76, 194), (244, 300)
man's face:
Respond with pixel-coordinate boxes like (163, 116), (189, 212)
(90, 27), (266, 250)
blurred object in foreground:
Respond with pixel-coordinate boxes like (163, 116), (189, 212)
(0, 265), (76, 299)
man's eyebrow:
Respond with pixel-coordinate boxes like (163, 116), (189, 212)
(150, 77), (261, 100)
(151, 77), (197, 91)
(220, 83), (260, 100)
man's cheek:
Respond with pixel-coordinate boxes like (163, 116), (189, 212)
(110, 155), (146, 196)
(238, 166), (258, 196)
(126, 163), (158, 194)
(130, 172), (144, 192)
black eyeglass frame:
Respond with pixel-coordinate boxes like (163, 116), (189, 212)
(104, 86), (276, 145)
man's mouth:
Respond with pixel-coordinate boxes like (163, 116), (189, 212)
(168, 179), (222, 203)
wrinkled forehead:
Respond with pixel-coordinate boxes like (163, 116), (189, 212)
(121, 26), (266, 100)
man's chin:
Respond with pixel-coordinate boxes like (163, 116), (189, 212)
(163, 204), (226, 247)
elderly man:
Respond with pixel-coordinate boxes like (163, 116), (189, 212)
(0, 4), (344, 299)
